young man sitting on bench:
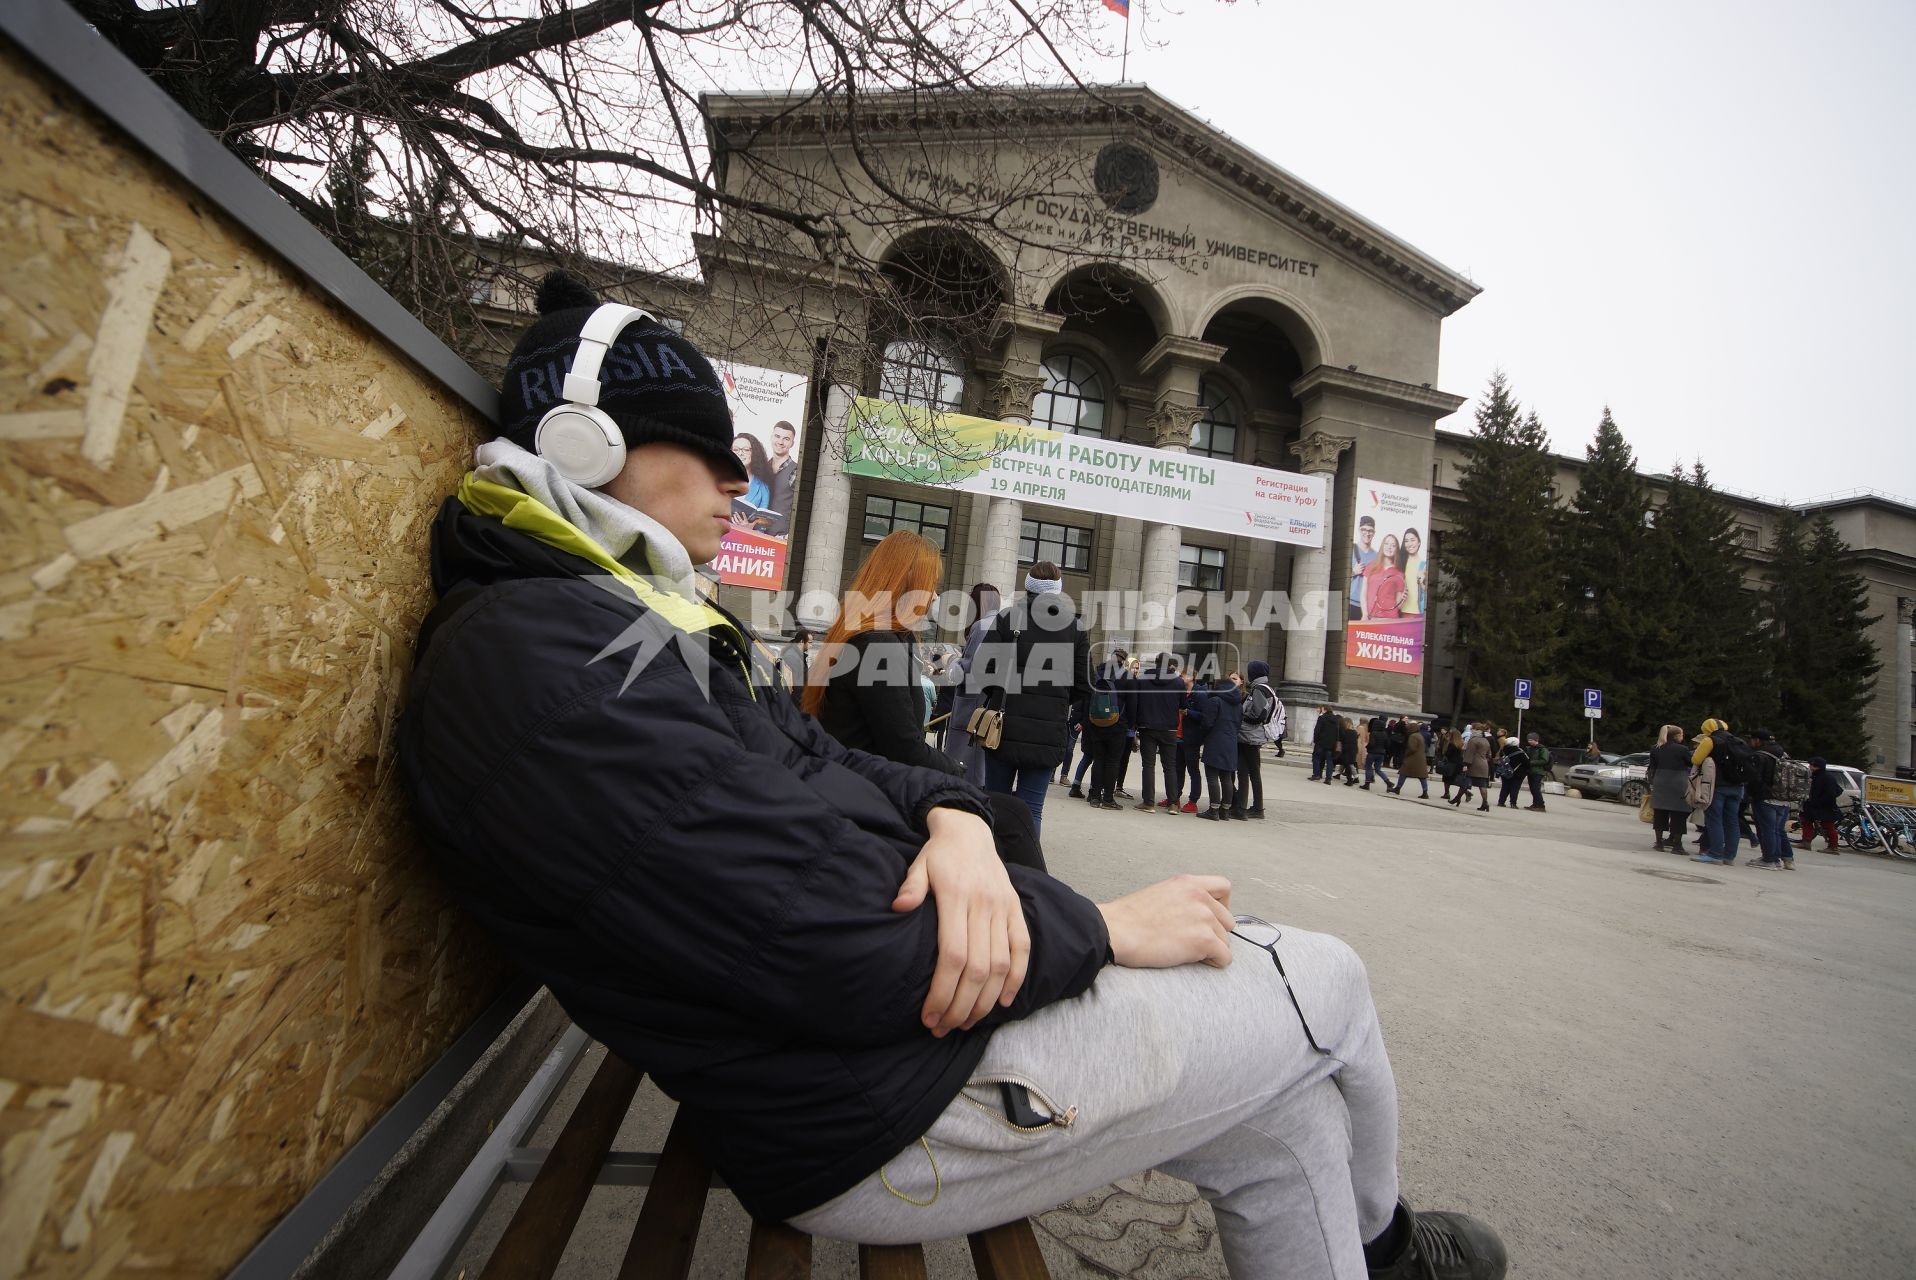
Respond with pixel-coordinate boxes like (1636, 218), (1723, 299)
(397, 275), (1507, 1280)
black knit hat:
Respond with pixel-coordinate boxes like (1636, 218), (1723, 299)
(498, 272), (743, 480)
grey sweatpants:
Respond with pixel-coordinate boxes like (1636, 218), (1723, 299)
(789, 928), (1399, 1279)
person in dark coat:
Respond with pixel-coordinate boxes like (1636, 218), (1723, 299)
(1437, 729), (1465, 801)
(1174, 672), (1205, 810)
(972, 561), (1091, 836)
(1195, 677), (1243, 819)
(1799, 756), (1845, 853)
(1129, 653), (1185, 812)
(1495, 734), (1529, 809)
(808, 535), (1043, 873)
(1081, 654), (1131, 811)
(1645, 725), (1693, 853)
(399, 278), (1508, 1279)
(1337, 717), (1361, 786)
(1362, 714), (1392, 789)
(1310, 704), (1341, 783)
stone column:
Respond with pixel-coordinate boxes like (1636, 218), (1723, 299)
(1137, 400), (1205, 656)
(797, 379), (857, 628)
(1277, 430), (1353, 716)
(980, 367), (1045, 595)
(1135, 336), (1225, 657)
(1897, 597), (1913, 774)
(978, 305), (1062, 595)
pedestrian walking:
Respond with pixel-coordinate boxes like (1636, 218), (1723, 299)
(1495, 735), (1529, 808)
(1438, 729), (1464, 801)
(1388, 726), (1430, 798)
(1362, 713), (1392, 789)
(1453, 726), (1491, 811)
(1522, 733), (1550, 810)
(1310, 704), (1341, 784)
(1646, 725), (1692, 853)
(1799, 756), (1844, 854)
(1338, 716), (1361, 786)
(1232, 661), (1278, 818)
(1743, 729), (1791, 868)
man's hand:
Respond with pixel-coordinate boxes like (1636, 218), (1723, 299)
(893, 807), (1030, 1036)
(1097, 875), (1235, 969)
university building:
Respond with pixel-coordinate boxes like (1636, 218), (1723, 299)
(474, 86), (1916, 776)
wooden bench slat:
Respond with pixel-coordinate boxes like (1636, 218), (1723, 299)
(480, 1052), (644, 1280)
(618, 1110), (712, 1280)
(968, 1219), (1051, 1280)
(857, 1243), (930, 1280)
(744, 1220), (813, 1280)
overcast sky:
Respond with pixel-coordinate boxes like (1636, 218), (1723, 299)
(1117, 0), (1914, 502)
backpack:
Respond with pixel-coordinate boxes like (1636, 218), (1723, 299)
(1774, 758), (1811, 805)
(1713, 733), (1755, 786)
(1746, 748), (1778, 794)
(1263, 698), (1288, 745)
(1088, 688), (1121, 728)
(1243, 683), (1275, 726)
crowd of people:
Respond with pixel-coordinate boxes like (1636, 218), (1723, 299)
(1307, 713), (1554, 814)
(1644, 719), (1843, 868)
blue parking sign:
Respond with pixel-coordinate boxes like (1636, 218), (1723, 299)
(1584, 688), (1603, 710)
(1514, 679), (1532, 700)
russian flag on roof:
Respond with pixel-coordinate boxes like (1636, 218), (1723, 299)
(1102, 0), (1129, 15)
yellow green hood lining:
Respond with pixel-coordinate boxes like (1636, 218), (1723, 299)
(455, 474), (747, 656)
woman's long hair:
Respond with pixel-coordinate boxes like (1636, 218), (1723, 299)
(1660, 723), (1685, 745)
(801, 530), (944, 716)
(733, 432), (774, 488)
(966, 581), (1001, 633)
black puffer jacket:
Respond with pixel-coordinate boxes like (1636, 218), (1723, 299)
(970, 589), (1091, 769)
(814, 629), (956, 774)
(397, 485), (1109, 1222)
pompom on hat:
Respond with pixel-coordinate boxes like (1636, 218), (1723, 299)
(497, 271), (744, 482)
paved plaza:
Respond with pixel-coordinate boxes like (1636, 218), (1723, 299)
(458, 760), (1916, 1278)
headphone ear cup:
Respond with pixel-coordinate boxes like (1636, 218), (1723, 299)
(534, 405), (627, 488)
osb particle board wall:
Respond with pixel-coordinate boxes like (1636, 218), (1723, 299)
(0, 44), (506, 1280)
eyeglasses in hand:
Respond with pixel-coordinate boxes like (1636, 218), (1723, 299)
(1229, 915), (1330, 1056)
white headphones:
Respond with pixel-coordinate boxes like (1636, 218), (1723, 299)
(533, 303), (657, 488)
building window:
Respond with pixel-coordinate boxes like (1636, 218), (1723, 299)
(863, 494), (951, 549)
(1179, 544), (1227, 591)
(1019, 519), (1092, 572)
(1190, 379), (1238, 460)
(879, 337), (964, 411)
(1180, 630), (1229, 683)
(1735, 524), (1760, 549)
(1031, 354), (1107, 437)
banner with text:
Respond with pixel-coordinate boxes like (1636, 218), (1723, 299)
(1344, 476), (1432, 675)
(710, 361), (810, 590)
(843, 398), (1328, 547)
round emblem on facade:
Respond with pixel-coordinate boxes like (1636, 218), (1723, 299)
(1094, 142), (1159, 214)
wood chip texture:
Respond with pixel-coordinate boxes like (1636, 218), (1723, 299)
(0, 45), (505, 1280)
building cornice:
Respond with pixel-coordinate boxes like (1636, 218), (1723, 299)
(701, 86), (1483, 317)
(1291, 366), (1467, 418)
(1139, 335), (1228, 379)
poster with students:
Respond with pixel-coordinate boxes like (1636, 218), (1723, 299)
(1345, 477), (1431, 675)
(709, 361), (810, 590)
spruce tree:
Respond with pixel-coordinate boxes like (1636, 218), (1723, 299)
(1654, 462), (1769, 734)
(1767, 513), (1881, 762)
(1556, 409), (1667, 749)
(1439, 373), (1562, 728)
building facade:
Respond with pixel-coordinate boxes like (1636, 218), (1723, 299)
(475, 86), (1916, 776)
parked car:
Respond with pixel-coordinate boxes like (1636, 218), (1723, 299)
(1829, 765), (1865, 810)
(1566, 752), (1651, 804)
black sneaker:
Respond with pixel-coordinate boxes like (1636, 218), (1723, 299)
(1369, 1201), (1507, 1279)
(1067, 786), (1085, 798)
